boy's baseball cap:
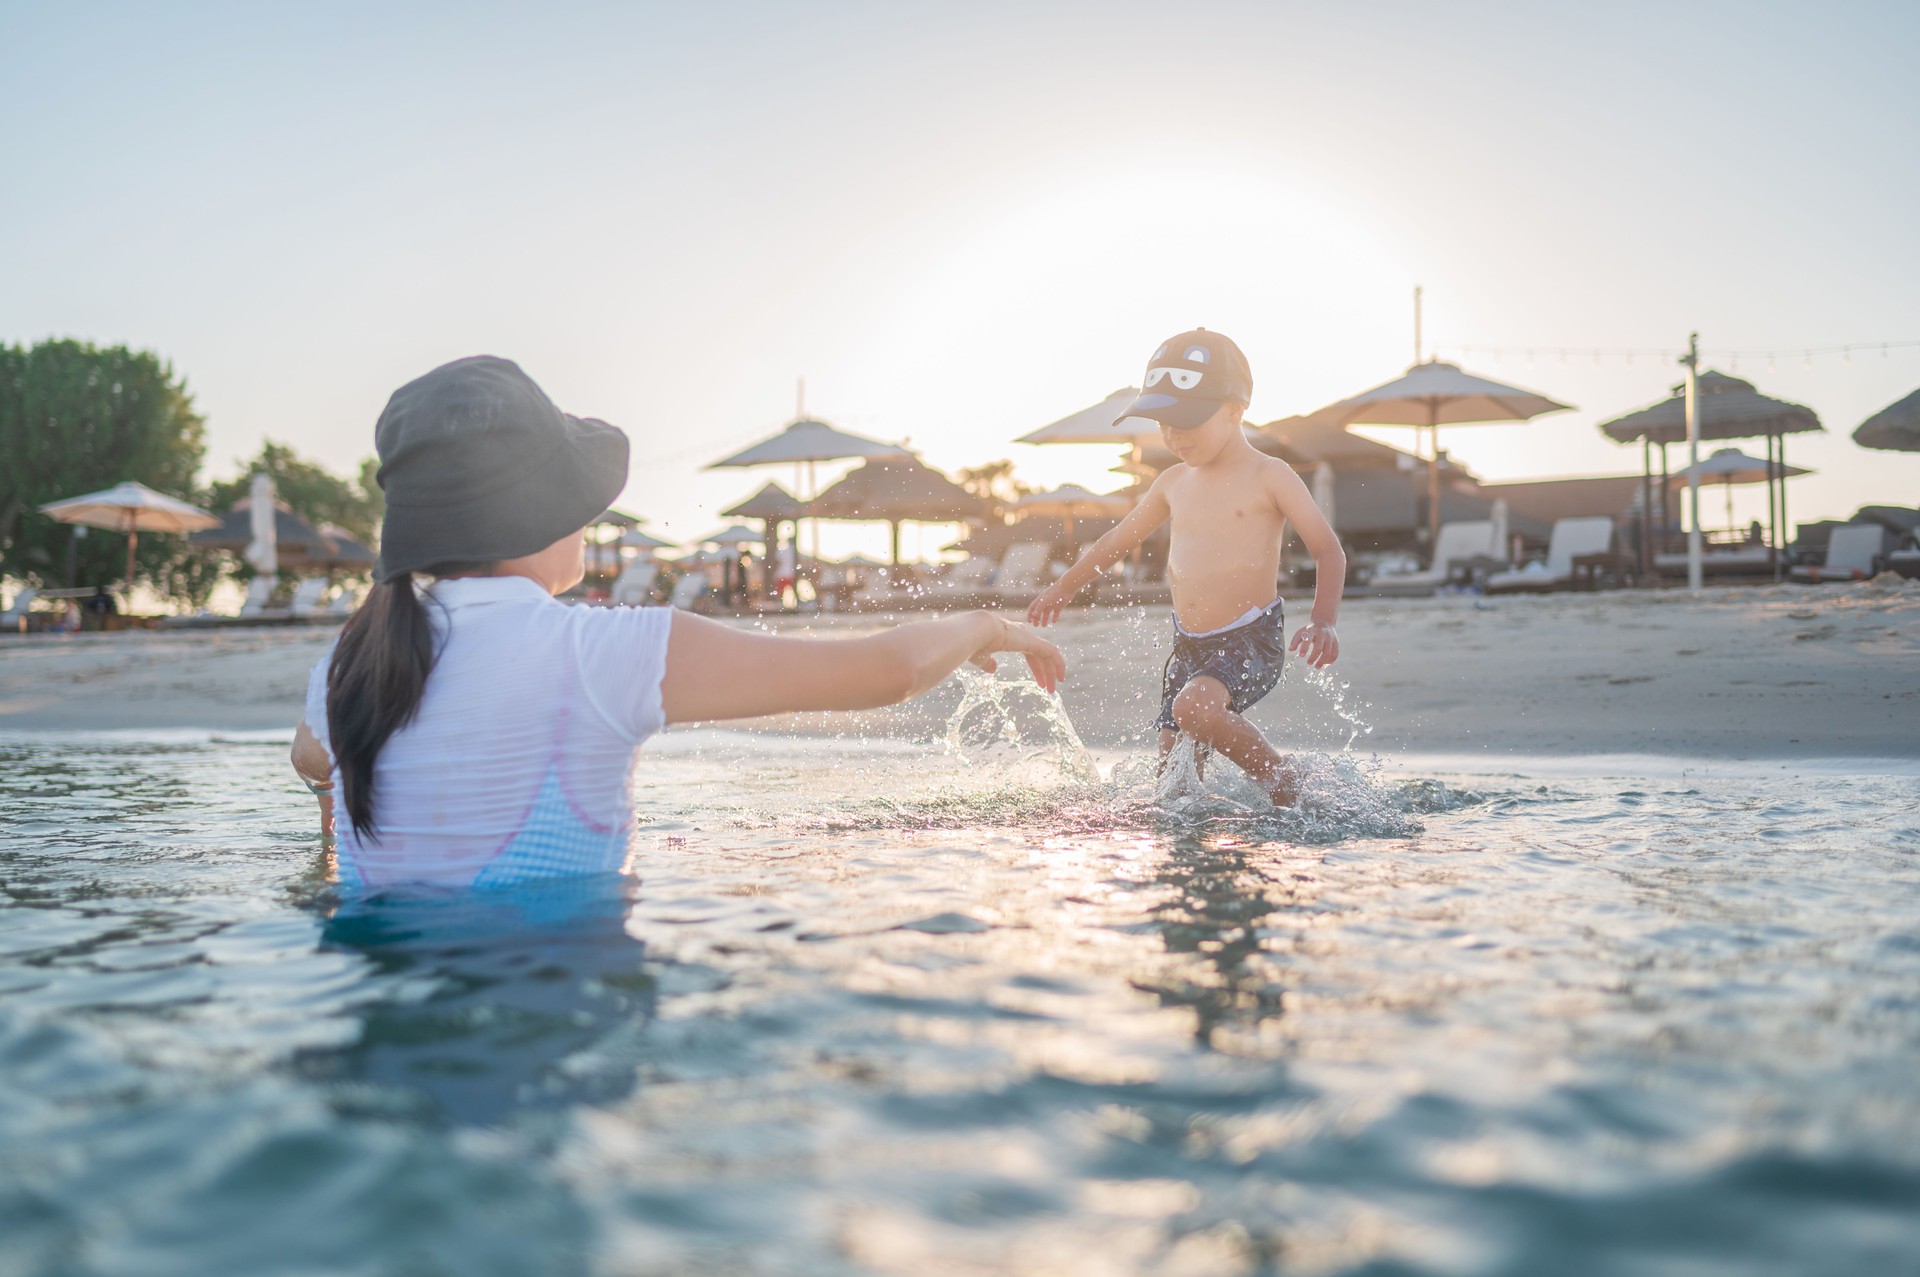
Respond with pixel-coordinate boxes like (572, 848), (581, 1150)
(1113, 328), (1254, 430)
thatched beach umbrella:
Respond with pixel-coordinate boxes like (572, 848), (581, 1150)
(722, 481), (809, 573)
(1311, 361), (1573, 550)
(804, 455), (985, 565)
(1853, 387), (1920, 453)
(189, 501), (374, 572)
(40, 481), (219, 596)
(1599, 370), (1822, 580)
(1011, 484), (1131, 556)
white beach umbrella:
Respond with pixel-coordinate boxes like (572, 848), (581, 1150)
(707, 418), (908, 468)
(1015, 389), (1153, 446)
(1668, 447), (1812, 528)
(244, 472), (277, 576)
(38, 480), (219, 594)
(618, 528), (677, 551)
(707, 416), (908, 559)
(1317, 360), (1573, 548)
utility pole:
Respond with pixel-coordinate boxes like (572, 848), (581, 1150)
(1413, 285), (1423, 365)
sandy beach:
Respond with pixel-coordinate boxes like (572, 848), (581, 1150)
(4, 582), (1915, 760)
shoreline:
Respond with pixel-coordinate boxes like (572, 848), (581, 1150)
(2, 583), (1916, 760)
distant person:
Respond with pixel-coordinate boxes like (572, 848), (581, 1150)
(83, 585), (118, 631)
(1027, 329), (1341, 807)
(290, 356), (1062, 888)
(775, 539), (797, 604)
(1748, 519), (1765, 546)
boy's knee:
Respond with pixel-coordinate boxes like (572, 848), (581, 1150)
(1171, 681), (1228, 734)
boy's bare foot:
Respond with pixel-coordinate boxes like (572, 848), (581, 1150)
(1263, 758), (1301, 809)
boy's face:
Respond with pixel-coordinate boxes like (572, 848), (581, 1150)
(1159, 401), (1245, 466)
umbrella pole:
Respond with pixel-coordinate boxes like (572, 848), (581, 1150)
(125, 509), (138, 601)
(1777, 432), (1790, 575)
(889, 521), (901, 567)
(1640, 437), (1652, 582)
(1427, 408), (1442, 553)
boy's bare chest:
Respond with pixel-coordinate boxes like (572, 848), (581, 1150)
(1166, 476), (1282, 537)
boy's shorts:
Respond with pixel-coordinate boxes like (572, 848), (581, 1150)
(1155, 599), (1286, 732)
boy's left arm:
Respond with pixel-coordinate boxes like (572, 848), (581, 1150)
(1266, 461), (1343, 669)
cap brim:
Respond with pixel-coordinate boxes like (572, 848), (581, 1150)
(1112, 393), (1224, 431)
(377, 415), (630, 580)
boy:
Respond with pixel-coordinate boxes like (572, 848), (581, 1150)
(1028, 329), (1343, 806)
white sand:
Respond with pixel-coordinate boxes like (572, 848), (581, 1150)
(2, 581), (1916, 759)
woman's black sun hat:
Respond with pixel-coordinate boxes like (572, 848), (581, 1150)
(372, 356), (630, 581)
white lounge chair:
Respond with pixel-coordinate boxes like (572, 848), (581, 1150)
(287, 578), (331, 617)
(668, 573), (707, 611)
(1371, 521), (1500, 592)
(1790, 524), (1885, 583)
(989, 542), (1052, 601)
(2, 588), (40, 633)
(916, 556), (995, 603)
(609, 560), (661, 606)
(1484, 517), (1616, 593)
(238, 577), (276, 616)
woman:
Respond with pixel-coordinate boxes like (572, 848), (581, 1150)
(291, 356), (1063, 891)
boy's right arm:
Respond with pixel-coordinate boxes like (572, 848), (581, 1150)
(1028, 477), (1171, 626)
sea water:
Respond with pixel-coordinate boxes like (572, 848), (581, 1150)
(2, 674), (1918, 1276)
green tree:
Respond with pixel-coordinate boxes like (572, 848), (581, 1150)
(957, 459), (1030, 514)
(0, 339), (210, 598)
(207, 441), (384, 548)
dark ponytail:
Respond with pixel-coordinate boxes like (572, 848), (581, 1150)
(326, 565), (489, 840)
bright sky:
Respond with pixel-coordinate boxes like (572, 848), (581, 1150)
(5, 0), (1917, 560)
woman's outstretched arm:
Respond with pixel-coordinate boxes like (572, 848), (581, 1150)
(660, 609), (1065, 725)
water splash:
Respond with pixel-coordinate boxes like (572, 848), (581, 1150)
(1293, 662), (1376, 750)
(944, 666), (1100, 784)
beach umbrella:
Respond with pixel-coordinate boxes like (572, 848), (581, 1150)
(1011, 484), (1132, 555)
(1668, 447), (1813, 529)
(1599, 370), (1823, 580)
(1853, 387), (1920, 453)
(618, 528), (676, 551)
(39, 480), (219, 595)
(805, 455), (986, 565)
(695, 525), (765, 549)
(722, 481), (810, 581)
(707, 416), (908, 558)
(189, 502), (374, 572)
(1015, 389), (1154, 446)
(1313, 360), (1573, 550)
(244, 473), (277, 576)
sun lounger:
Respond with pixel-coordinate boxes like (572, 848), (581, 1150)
(1790, 524), (1885, 583)
(1371, 521), (1501, 594)
(609, 560), (661, 606)
(668, 573), (708, 611)
(238, 577), (275, 617)
(2, 588), (41, 633)
(1889, 530), (1920, 580)
(1484, 517), (1616, 594)
(1653, 546), (1776, 578)
(287, 578), (331, 617)
(988, 543), (1051, 603)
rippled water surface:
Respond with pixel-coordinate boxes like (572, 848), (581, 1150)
(4, 692), (1919, 1276)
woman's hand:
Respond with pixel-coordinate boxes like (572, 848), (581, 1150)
(969, 615), (1067, 693)
(1289, 622), (1339, 669)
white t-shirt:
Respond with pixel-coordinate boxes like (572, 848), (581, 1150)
(304, 576), (672, 891)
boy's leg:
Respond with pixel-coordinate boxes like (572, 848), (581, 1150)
(1169, 677), (1298, 806)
